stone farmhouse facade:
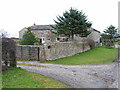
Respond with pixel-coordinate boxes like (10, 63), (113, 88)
(19, 24), (101, 44)
(19, 25), (58, 44)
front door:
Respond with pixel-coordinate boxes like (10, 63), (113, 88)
(39, 39), (42, 45)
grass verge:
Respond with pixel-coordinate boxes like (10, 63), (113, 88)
(2, 67), (68, 88)
(17, 63), (47, 68)
(46, 46), (118, 65)
(114, 41), (120, 45)
(0, 73), (2, 90)
(17, 59), (38, 61)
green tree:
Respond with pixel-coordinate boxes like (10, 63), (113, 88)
(101, 33), (111, 45)
(20, 27), (38, 45)
(102, 25), (117, 48)
(104, 25), (117, 39)
(53, 8), (92, 39)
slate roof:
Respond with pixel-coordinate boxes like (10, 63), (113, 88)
(30, 25), (54, 30)
(93, 28), (100, 33)
(30, 24), (100, 33)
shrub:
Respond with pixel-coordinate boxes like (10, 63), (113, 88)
(20, 27), (38, 45)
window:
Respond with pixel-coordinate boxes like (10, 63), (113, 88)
(57, 38), (60, 41)
(44, 30), (48, 34)
(47, 38), (51, 40)
(48, 46), (51, 49)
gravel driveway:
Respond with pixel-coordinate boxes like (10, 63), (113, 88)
(17, 61), (118, 88)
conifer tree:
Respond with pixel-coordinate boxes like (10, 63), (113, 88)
(53, 8), (92, 39)
(104, 25), (117, 39)
(102, 25), (117, 48)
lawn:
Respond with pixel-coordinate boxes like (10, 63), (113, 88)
(46, 46), (118, 65)
(2, 67), (68, 88)
(114, 41), (120, 45)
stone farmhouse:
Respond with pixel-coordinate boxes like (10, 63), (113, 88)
(19, 24), (101, 44)
(19, 24), (58, 44)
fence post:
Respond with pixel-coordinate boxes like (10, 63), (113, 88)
(38, 47), (40, 61)
(21, 46), (23, 59)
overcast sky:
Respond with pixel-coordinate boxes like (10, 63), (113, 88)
(0, 0), (119, 38)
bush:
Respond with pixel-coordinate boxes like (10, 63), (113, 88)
(20, 27), (38, 45)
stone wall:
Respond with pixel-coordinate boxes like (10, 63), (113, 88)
(16, 40), (90, 60)
(16, 45), (45, 60)
(2, 38), (16, 71)
(44, 40), (90, 60)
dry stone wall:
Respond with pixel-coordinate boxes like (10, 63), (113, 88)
(16, 45), (45, 60)
(2, 38), (16, 71)
(44, 41), (90, 60)
(16, 40), (90, 60)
